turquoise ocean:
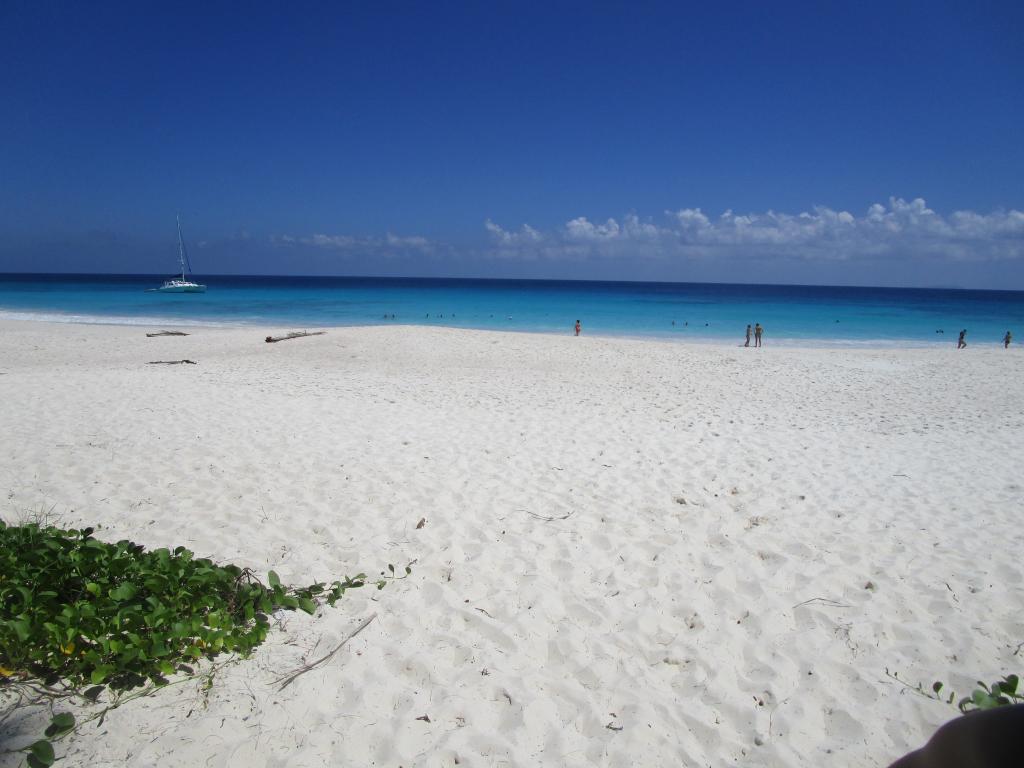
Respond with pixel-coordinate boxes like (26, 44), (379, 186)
(1, 274), (1022, 347)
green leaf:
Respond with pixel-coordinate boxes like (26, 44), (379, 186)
(90, 665), (114, 685)
(298, 598), (316, 615)
(971, 689), (999, 709)
(16, 586), (34, 608)
(268, 571), (281, 589)
(109, 583), (138, 602)
(11, 619), (31, 641)
(44, 712), (75, 737)
(27, 740), (55, 767)
(932, 681), (943, 694)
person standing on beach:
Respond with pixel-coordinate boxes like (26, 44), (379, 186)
(744, 324), (752, 347)
(1004, 331), (1012, 348)
(754, 323), (763, 347)
(574, 320), (581, 336)
(957, 329), (967, 349)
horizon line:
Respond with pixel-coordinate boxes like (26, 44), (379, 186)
(0, 270), (1006, 294)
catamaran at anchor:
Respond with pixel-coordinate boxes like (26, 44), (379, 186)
(151, 215), (206, 293)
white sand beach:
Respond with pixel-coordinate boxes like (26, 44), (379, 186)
(1, 319), (1022, 767)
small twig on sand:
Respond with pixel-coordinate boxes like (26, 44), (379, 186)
(146, 331), (190, 337)
(147, 359), (197, 365)
(265, 331), (326, 343)
(791, 597), (851, 609)
(273, 614), (377, 691)
(519, 509), (575, 522)
(882, 668), (938, 700)
(768, 696), (790, 738)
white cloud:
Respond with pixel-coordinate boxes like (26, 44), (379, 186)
(385, 233), (431, 248)
(484, 219), (542, 245)
(622, 213), (662, 239)
(672, 208), (711, 231)
(306, 233), (358, 249)
(565, 217), (621, 241)
(273, 231), (434, 254)
(270, 199), (1022, 269)
(484, 198), (1024, 262)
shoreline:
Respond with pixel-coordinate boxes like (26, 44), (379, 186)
(0, 313), (1007, 351)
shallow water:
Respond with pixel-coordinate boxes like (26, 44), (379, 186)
(1, 274), (1022, 346)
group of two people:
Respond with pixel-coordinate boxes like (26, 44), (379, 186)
(957, 329), (1013, 349)
(576, 321), (1010, 348)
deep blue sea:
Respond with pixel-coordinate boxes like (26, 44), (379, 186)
(1, 274), (1022, 347)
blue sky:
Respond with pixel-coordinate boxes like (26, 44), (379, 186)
(1, 1), (1022, 287)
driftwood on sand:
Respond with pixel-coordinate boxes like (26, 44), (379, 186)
(273, 614), (377, 691)
(265, 331), (326, 343)
(146, 331), (190, 337)
(147, 360), (197, 365)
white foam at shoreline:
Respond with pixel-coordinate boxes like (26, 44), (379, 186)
(0, 309), (238, 328)
(0, 308), (989, 349)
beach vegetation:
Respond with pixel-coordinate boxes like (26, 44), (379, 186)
(932, 675), (1023, 713)
(887, 667), (1023, 714)
(0, 520), (403, 765)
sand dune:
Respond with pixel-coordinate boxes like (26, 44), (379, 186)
(1, 319), (1022, 767)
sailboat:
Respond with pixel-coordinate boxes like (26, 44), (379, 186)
(154, 215), (206, 293)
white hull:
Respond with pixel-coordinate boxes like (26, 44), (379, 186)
(156, 282), (206, 293)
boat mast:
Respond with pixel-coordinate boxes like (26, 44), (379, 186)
(176, 214), (186, 280)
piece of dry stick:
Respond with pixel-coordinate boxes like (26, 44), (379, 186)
(273, 614), (377, 690)
(265, 331), (326, 343)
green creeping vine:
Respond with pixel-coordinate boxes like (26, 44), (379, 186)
(888, 668), (1024, 714)
(0, 521), (405, 766)
(932, 675), (1023, 713)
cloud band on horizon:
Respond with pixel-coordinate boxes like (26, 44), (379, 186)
(483, 198), (1024, 263)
